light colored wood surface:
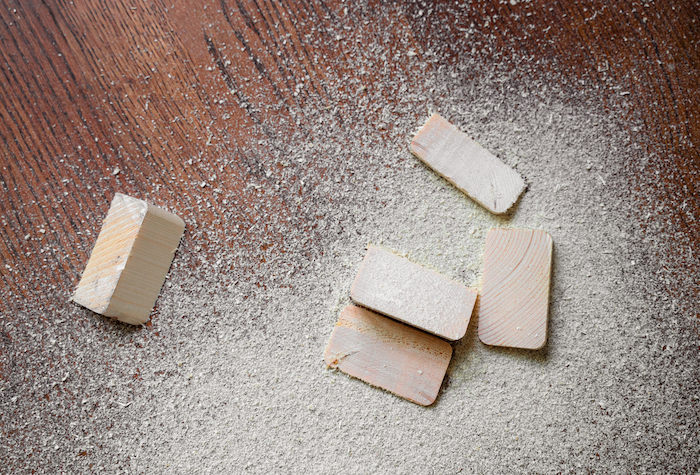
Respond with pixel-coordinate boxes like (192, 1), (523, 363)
(410, 113), (526, 215)
(324, 305), (453, 406)
(350, 245), (477, 341)
(72, 193), (185, 325)
(478, 229), (553, 350)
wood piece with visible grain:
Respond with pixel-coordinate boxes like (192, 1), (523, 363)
(72, 193), (185, 325)
(478, 229), (553, 350)
(410, 113), (526, 215)
(350, 245), (477, 341)
(324, 305), (452, 406)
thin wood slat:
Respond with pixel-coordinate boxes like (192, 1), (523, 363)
(350, 245), (477, 341)
(478, 229), (553, 350)
(72, 193), (185, 325)
(410, 113), (526, 214)
(324, 305), (453, 406)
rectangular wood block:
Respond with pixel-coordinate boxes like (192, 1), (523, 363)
(478, 229), (553, 350)
(410, 113), (526, 214)
(72, 193), (185, 325)
(324, 305), (452, 406)
(351, 245), (477, 341)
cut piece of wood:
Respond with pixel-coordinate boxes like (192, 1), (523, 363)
(350, 245), (477, 341)
(72, 193), (185, 325)
(478, 229), (553, 350)
(324, 305), (452, 406)
(410, 113), (526, 214)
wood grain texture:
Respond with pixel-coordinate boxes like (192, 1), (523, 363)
(351, 245), (477, 341)
(0, 0), (697, 320)
(1, 0), (699, 471)
(72, 193), (185, 325)
(478, 229), (553, 350)
(411, 113), (526, 214)
(324, 305), (452, 406)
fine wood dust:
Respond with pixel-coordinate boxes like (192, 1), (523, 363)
(1, 3), (699, 474)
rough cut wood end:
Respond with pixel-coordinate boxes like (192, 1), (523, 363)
(324, 305), (453, 406)
(72, 193), (185, 325)
(350, 245), (477, 341)
(478, 228), (553, 350)
(410, 113), (526, 214)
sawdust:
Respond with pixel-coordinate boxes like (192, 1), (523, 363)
(1, 2), (699, 474)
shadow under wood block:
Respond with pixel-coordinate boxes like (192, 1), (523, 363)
(72, 193), (185, 325)
(325, 305), (453, 406)
(351, 245), (477, 341)
(410, 113), (526, 215)
(478, 229), (553, 350)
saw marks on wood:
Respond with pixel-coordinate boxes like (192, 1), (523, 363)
(351, 245), (477, 341)
(478, 229), (553, 350)
(410, 113), (526, 214)
(324, 305), (452, 406)
(72, 193), (185, 325)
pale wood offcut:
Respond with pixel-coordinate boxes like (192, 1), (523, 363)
(478, 228), (553, 350)
(324, 305), (453, 406)
(411, 113), (526, 215)
(351, 245), (477, 341)
(72, 193), (185, 325)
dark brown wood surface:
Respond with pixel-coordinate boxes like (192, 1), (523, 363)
(1, 0), (698, 314)
(1, 0), (699, 471)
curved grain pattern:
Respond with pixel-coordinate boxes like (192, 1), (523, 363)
(404, 0), (700, 329)
(478, 229), (553, 350)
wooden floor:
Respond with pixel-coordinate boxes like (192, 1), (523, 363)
(1, 0), (698, 314)
(1, 0), (699, 470)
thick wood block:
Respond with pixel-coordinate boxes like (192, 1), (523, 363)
(324, 305), (452, 406)
(350, 245), (477, 341)
(72, 193), (185, 325)
(478, 229), (553, 350)
(410, 113), (526, 214)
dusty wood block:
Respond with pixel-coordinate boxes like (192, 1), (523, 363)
(478, 228), (553, 349)
(324, 305), (452, 406)
(72, 193), (185, 325)
(410, 113), (526, 214)
(350, 245), (477, 341)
